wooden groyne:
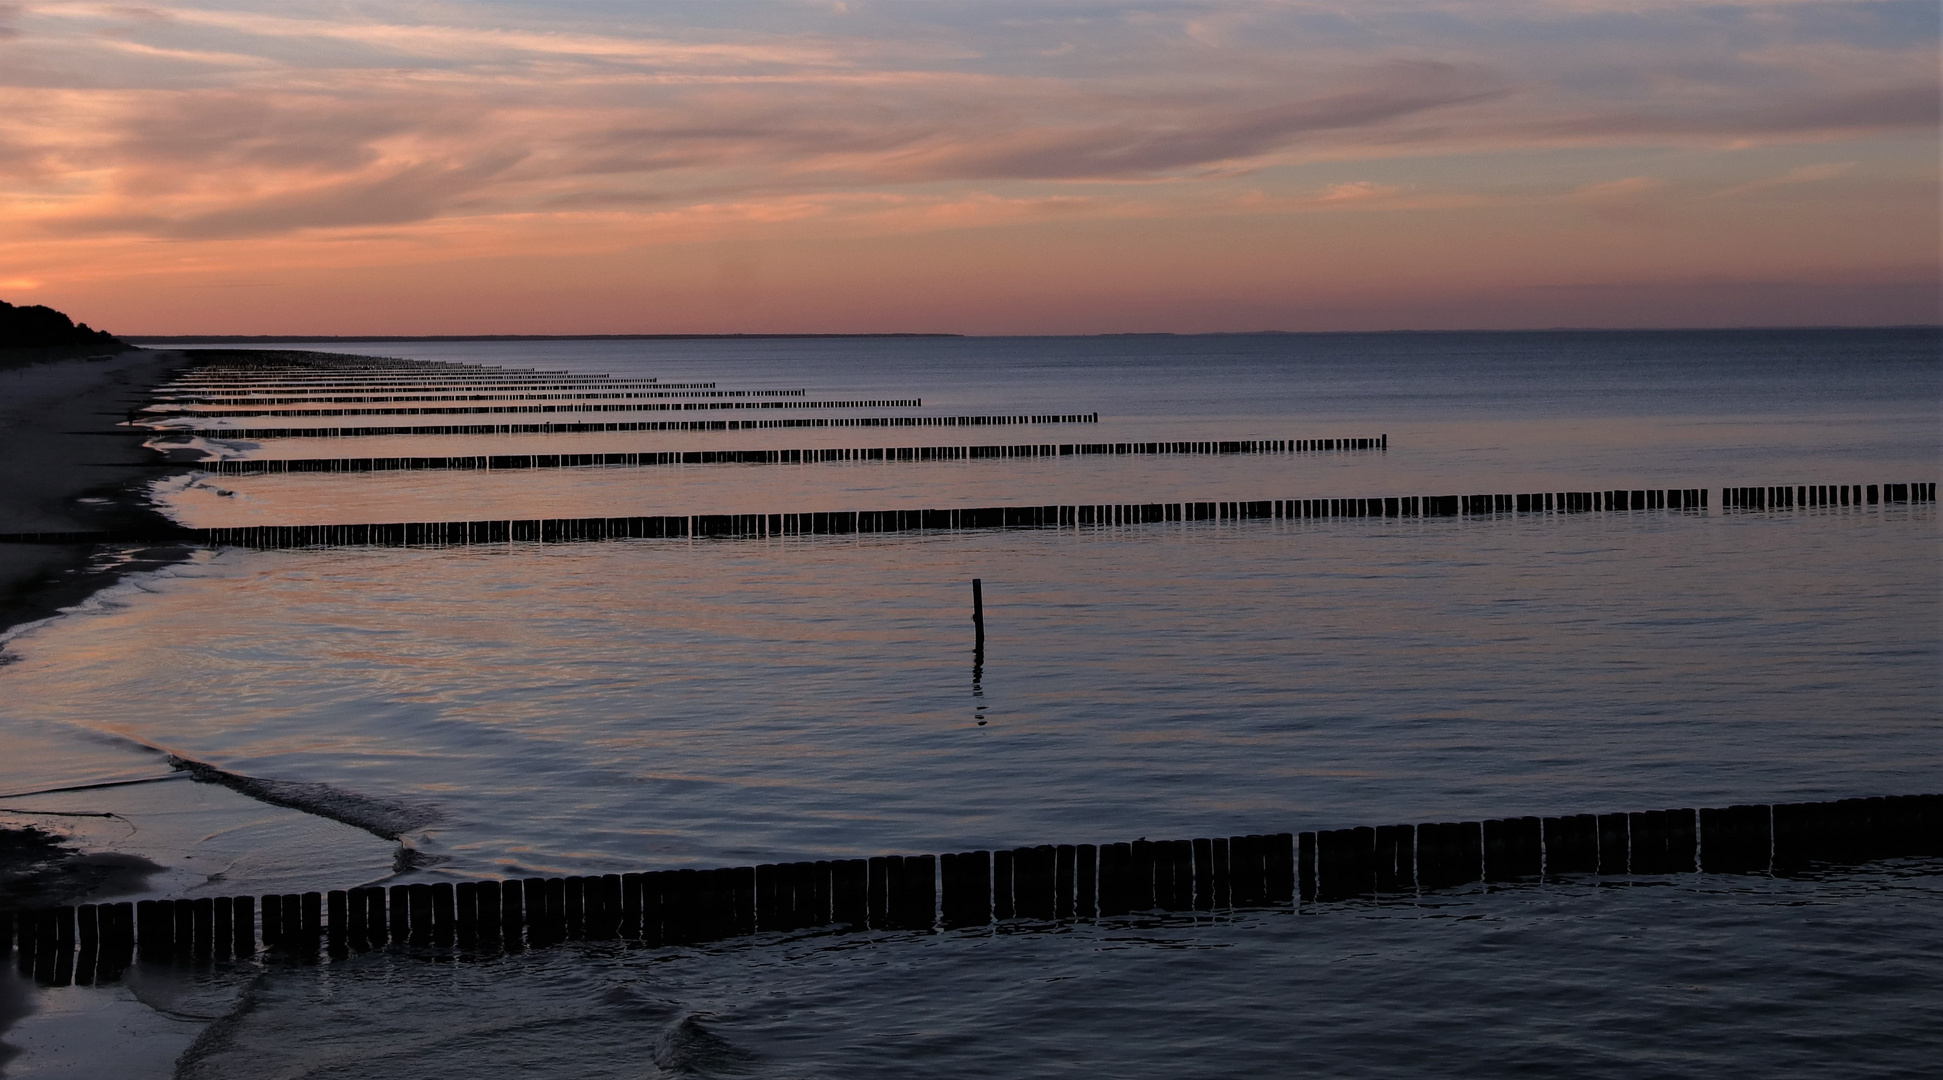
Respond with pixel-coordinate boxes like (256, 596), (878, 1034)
(154, 382), (717, 401)
(148, 389), (804, 412)
(147, 398), (924, 420)
(6, 794), (1935, 986)
(163, 355), (544, 378)
(159, 413), (1102, 440)
(190, 488), (1719, 548)
(198, 437), (1390, 475)
(1722, 482), (1936, 508)
(3, 480), (1933, 548)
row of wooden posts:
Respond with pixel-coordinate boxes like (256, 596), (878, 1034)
(154, 398), (924, 420)
(165, 352), (522, 373)
(165, 377), (677, 392)
(1722, 482), (1936, 508)
(156, 382), (718, 402)
(3, 482), (1931, 548)
(150, 388), (804, 412)
(185, 488), (1711, 548)
(5, 794), (1935, 987)
(197, 438), (1389, 475)
(164, 413), (1103, 441)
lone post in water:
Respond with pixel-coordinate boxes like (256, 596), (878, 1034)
(971, 578), (988, 723)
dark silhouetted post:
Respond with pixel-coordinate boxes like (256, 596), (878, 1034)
(1542, 815), (1599, 875)
(972, 579), (985, 651)
(232, 896), (256, 957)
(1076, 844), (1098, 918)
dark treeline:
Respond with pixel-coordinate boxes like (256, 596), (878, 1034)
(0, 299), (123, 350)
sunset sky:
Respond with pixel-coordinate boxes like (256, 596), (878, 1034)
(1, 1), (1936, 334)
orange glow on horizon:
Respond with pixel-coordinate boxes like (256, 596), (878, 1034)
(1, 2), (1936, 334)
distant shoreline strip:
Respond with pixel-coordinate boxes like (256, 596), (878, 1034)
(197, 437), (1388, 475)
(160, 413), (1101, 440)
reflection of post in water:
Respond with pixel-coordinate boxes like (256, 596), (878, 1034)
(971, 578), (987, 725)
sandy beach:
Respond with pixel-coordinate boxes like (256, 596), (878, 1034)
(1, 347), (191, 906)
(1, 349), (190, 1063)
(0, 349), (193, 638)
(1, 348), (411, 1073)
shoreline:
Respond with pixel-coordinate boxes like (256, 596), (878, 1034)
(1, 348), (195, 905)
(0, 349), (195, 641)
(0, 348), (201, 1060)
(2, 347), (432, 914)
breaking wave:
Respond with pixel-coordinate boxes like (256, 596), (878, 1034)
(168, 755), (441, 842)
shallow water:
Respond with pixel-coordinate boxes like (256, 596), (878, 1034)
(5, 507), (1938, 877)
(2, 329), (1938, 1075)
(170, 865), (1943, 1080)
(149, 330), (1937, 525)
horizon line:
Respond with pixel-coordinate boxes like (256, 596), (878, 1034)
(122, 325), (1943, 345)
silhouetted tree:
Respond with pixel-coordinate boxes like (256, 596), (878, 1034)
(0, 299), (124, 349)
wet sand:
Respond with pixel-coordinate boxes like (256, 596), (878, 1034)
(1, 349), (414, 1070)
(1, 351), (176, 1044)
(0, 349), (193, 638)
(1, 350), (195, 1047)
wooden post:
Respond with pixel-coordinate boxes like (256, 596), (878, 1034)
(390, 885), (411, 943)
(258, 895), (281, 950)
(50, 906), (75, 986)
(1096, 843), (1130, 916)
(192, 897), (214, 959)
(174, 899), (194, 959)
(232, 895), (256, 957)
(327, 891), (349, 958)
(75, 905), (98, 986)
(1628, 810), (1672, 875)
(1191, 838), (1215, 911)
(1129, 840), (1156, 912)
(1227, 835), (1264, 907)
(1374, 824), (1415, 894)
(1055, 845), (1077, 919)
(1415, 822), (1481, 890)
(1596, 813), (1629, 874)
(1482, 817), (1542, 881)
(475, 879), (502, 949)
(1695, 805), (1764, 873)
(1316, 828), (1376, 901)
(867, 857), (891, 929)
(972, 578), (985, 651)
(1542, 815), (1598, 875)
(992, 849), (1014, 920)
(940, 852), (992, 928)
(211, 897), (233, 960)
(832, 859), (869, 927)
(900, 855), (936, 931)
(1016, 846), (1056, 920)
(408, 884), (433, 945)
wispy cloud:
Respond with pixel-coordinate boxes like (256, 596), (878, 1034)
(3, 2), (1933, 241)
(1709, 161), (1856, 198)
(0, 1), (1934, 331)
(1316, 181), (1404, 203)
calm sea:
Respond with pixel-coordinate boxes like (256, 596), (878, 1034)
(2, 329), (1938, 1077)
